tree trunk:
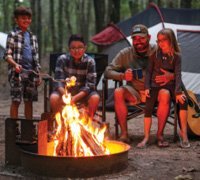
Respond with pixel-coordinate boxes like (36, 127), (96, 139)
(80, 1), (85, 38)
(64, 0), (73, 37)
(3, 0), (9, 32)
(129, 0), (139, 16)
(79, 1), (92, 43)
(110, 0), (120, 23)
(30, 0), (37, 34)
(168, 0), (174, 8)
(58, 0), (64, 51)
(93, 0), (106, 33)
(181, 0), (192, 8)
(49, 0), (57, 51)
(157, 0), (162, 7)
(37, 0), (42, 60)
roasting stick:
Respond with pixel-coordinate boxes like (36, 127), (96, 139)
(21, 69), (105, 126)
(20, 68), (75, 83)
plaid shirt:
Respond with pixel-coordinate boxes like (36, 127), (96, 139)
(4, 27), (40, 78)
(54, 53), (97, 95)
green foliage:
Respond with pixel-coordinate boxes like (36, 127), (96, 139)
(120, 0), (131, 20)
(1, 0), (200, 58)
(192, 0), (200, 8)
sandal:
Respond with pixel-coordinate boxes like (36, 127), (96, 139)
(118, 136), (131, 144)
(178, 134), (190, 148)
(180, 141), (191, 148)
(157, 140), (169, 148)
(136, 141), (148, 149)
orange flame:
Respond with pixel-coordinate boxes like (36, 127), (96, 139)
(52, 76), (110, 157)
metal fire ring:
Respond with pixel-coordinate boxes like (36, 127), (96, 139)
(20, 140), (130, 178)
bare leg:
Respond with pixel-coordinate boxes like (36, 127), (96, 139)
(156, 89), (170, 141)
(88, 94), (100, 120)
(10, 101), (20, 118)
(50, 93), (63, 113)
(24, 101), (33, 119)
(49, 93), (64, 131)
(137, 117), (152, 147)
(179, 109), (190, 146)
(114, 87), (137, 139)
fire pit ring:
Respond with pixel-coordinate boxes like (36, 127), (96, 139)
(20, 140), (130, 178)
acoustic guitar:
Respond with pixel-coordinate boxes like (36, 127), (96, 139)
(182, 83), (200, 136)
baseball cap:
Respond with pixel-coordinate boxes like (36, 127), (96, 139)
(131, 24), (149, 37)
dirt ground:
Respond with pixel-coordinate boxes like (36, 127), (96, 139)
(0, 61), (200, 180)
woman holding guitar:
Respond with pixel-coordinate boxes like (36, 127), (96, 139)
(137, 28), (190, 148)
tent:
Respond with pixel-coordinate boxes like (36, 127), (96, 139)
(91, 3), (200, 95)
(0, 32), (7, 60)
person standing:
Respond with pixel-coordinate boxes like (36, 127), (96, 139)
(4, 6), (41, 119)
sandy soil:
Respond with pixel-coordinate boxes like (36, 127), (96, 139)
(0, 60), (200, 180)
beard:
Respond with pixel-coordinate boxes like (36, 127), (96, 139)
(134, 43), (149, 54)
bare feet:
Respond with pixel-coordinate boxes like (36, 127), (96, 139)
(157, 136), (169, 148)
(157, 140), (169, 148)
(137, 138), (148, 148)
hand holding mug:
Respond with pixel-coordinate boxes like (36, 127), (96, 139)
(124, 68), (133, 81)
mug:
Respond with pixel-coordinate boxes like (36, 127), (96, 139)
(132, 68), (143, 79)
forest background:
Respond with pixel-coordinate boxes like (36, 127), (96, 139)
(0, 0), (200, 63)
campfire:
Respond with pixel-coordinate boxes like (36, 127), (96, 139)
(4, 76), (130, 178)
(50, 76), (110, 157)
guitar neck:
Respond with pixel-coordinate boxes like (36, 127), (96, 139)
(181, 81), (190, 99)
(181, 81), (200, 113)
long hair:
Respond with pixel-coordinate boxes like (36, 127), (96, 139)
(157, 28), (180, 55)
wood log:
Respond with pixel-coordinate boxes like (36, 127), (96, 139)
(80, 123), (104, 155)
(55, 120), (105, 156)
(66, 126), (73, 156)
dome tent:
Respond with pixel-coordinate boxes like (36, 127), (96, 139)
(91, 3), (200, 95)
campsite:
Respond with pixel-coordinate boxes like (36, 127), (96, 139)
(0, 83), (200, 179)
(92, 3), (200, 96)
(0, 1), (200, 179)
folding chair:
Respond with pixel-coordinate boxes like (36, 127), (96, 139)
(102, 78), (178, 142)
(42, 52), (108, 122)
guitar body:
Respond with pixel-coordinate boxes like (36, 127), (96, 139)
(186, 90), (200, 136)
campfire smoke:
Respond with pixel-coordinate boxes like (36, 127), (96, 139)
(52, 76), (110, 157)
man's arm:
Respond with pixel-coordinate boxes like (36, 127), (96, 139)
(104, 50), (127, 81)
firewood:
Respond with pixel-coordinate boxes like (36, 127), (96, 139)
(66, 126), (73, 156)
(80, 123), (104, 155)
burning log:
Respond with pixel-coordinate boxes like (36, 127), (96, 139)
(55, 126), (65, 156)
(54, 122), (106, 156)
(65, 127), (73, 156)
(79, 123), (105, 156)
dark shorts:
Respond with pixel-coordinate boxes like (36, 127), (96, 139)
(145, 86), (188, 117)
(9, 73), (38, 102)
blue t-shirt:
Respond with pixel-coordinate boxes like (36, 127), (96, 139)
(21, 31), (33, 70)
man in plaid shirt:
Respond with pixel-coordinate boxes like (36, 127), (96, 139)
(50, 34), (100, 120)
